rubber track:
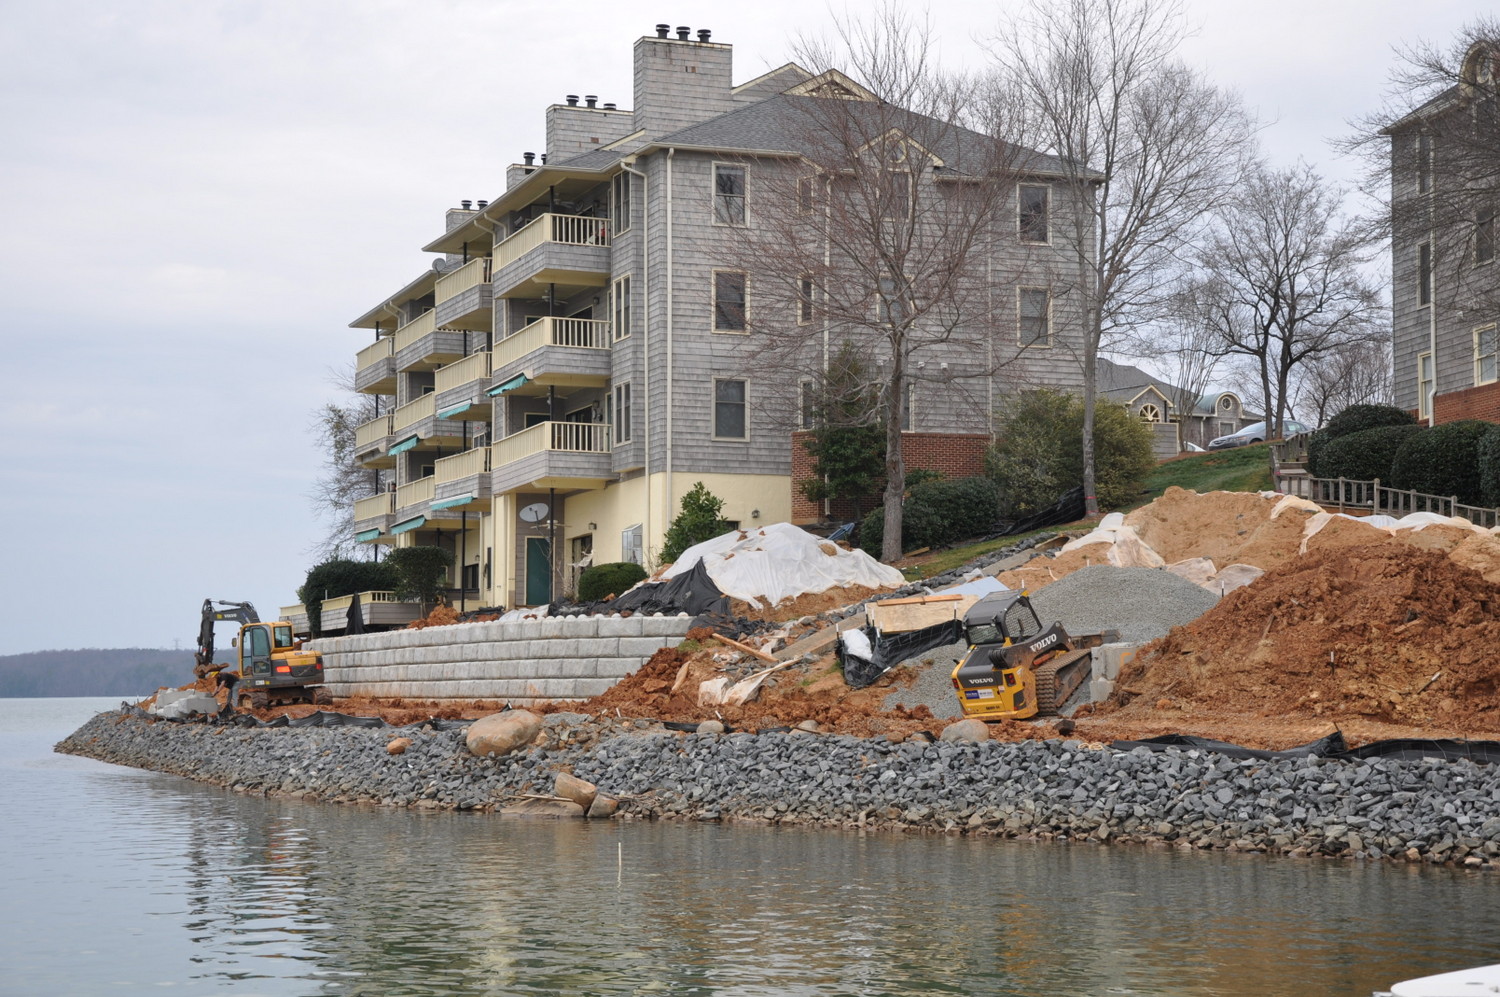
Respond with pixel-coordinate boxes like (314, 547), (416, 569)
(1032, 648), (1092, 715)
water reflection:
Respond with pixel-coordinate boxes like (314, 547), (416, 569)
(7, 700), (1500, 996)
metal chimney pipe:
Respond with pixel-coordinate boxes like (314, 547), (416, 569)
(476, 200), (488, 209)
(655, 23), (670, 38)
(565, 94), (579, 106)
(584, 95), (597, 108)
(603, 102), (616, 110)
(523, 151), (535, 166)
(461, 200), (472, 210)
(697, 29), (711, 42)
(675, 25), (690, 40)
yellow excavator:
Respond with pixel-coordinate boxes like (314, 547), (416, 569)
(950, 590), (1116, 720)
(195, 599), (332, 710)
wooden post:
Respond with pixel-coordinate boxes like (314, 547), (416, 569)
(1337, 477), (1345, 513)
(1373, 478), (1381, 516)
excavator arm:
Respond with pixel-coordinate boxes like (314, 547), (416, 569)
(193, 599), (260, 678)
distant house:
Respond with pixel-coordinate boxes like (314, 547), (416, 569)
(1096, 358), (1261, 456)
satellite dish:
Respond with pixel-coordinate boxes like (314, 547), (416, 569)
(519, 501), (550, 523)
(432, 258), (448, 272)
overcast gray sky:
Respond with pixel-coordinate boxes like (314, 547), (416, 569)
(0, 0), (1480, 655)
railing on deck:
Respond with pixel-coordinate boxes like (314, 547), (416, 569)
(493, 213), (610, 270)
(391, 394), (435, 435)
(355, 336), (394, 372)
(435, 351), (492, 394)
(395, 477), (435, 510)
(493, 317), (610, 368)
(392, 311), (437, 353)
(492, 421), (610, 468)
(435, 446), (491, 483)
(353, 492), (395, 522)
(354, 415), (393, 451)
(435, 257), (491, 302)
(1291, 475), (1500, 529)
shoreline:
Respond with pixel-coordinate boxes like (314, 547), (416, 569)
(56, 708), (1500, 870)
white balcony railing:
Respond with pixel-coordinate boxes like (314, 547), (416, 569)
(320, 590), (403, 615)
(435, 351), (492, 394)
(435, 446), (492, 484)
(355, 335), (394, 373)
(435, 257), (492, 303)
(353, 492), (395, 522)
(391, 394), (435, 435)
(392, 310), (437, 353)
(395, 477), (435, 510)
(492, 421), (610, 468)
(354, 415), (393, 451)
(493, 317), (610, 369)
(493, 213), (610, 271)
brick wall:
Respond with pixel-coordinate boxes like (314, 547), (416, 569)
(790, 430), (990, 523)
(1434, 382), (1500, 424)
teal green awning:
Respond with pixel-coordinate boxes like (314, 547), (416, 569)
(388, 435), (420, 456)
(438, 401), (475, 420)
(431, 494), (477, 511)
(354, 528), (383, 542)
(487, 374), (529, 396)
(390, 515), (427, 535)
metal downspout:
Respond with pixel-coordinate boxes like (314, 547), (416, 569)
(621, 158), (651, 550)
(665, 148), (676, 545)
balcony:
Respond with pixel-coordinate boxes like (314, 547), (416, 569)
(433, 258), (493, 331)
(490, 317), (611, 395)
(317, 590), (423, 633)
(492, 213), (611, 300)
(353, 414), (396, 468)
(491, 420), (612, 495)
(392, 310), (467, 372)
(352, 492), (395, 541)
(434, 351), (494, 423)
(354, 336), (397, 395)
(433, 445), (492, 513)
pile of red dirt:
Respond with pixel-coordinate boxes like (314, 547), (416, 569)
(406, 605), (461, 629)
(1106, 543), (1500, 729)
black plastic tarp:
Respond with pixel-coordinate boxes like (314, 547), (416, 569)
(841, 619), (965, 689)
(1110, 732), (1348, 761)
(998, 486), (1086, 537)
(579, 560), (730, 618)
(1111, 732), (1500, 765)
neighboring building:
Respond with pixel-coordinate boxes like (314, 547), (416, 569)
(1095, 358), (1259, 456)
(346, 26), (1090, 607)
(1385, 39), (1500, 425)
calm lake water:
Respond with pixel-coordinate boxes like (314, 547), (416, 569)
(4, 697), (1498, 996)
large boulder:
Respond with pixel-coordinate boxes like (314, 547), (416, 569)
(149, 690), (219, 720)
(939, 718), (990, 743)
(465, 710), (543, 757)
(554, 772), (598, 810)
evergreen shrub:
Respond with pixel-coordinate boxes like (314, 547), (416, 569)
(1477, 423), (1500, 508)
(298, 558), (398, 636)
(857, 477), (1000, 556)
(1307, 404), (1416, 477)
(1314, 424), (1426, 483)
(578, 562), (649, 602)
(1390, 419), (1494, 506)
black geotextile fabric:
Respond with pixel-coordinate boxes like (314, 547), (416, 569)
(1111, 732), (1500, 765)
(567, 561), (730, 618)
(998, 486), (1086, 537)
(840, 619), (966, 689)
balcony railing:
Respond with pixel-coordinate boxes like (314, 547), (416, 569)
(353, 492), (395, 522)
(356, 336), (394, 373)
(391, 394), (435, 435)
(392, 311), (437, 353)
(320, 590), (405, 615)
(494, 317), (610, 368)
(435, 350), (492, 394)
(436, 446), (491, 483)
(354, 415), (394, 451)
(493, 213), (610, 271)
(435, 257), (492, 303)
(396, 477), (435, 510)
(493, 421), (610, 467)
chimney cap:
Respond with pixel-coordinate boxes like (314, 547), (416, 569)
(523, 151), (535, 165)
(655, 23), (670, 38)
(584, 95), (597, 108)
(603, 102), (616, 110)
(476, 200), (488, 208)
(675, 25), (690, 40)
(697, 28), (711, 42)
(565, 94), (579, 106)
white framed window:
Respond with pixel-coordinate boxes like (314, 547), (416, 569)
(1477, 211), (1495, 266)
(877, 272), (909, 326)
(713, 163), (746, 225)
(798, 378), (817, 430)
(879, 169), (911, 220)
(797, 175), (817, 215)
(1018, 287), (1051, 347)
(798, 274), (815, 325)
(1418, 242), (1432, 306)
(1418, 351), (1434, 421)
(1218, 420), (1236, 437)
(621, 524), (643, 566)
(1018, 184), (1050, 244)
(611, 275), (631, 341)
(1417, 133), (1432, 195)
(612, 381), (633, 444)
(900, 381), (913, 432)
(1139, 403), (1163, 422)
(713, 270), (747, 332)
(1476, 325), (1498, 385)
(612, 172), (632, 234)
(713, 378), (748, 440)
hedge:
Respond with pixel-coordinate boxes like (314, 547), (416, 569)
(1478, 423), (1500, 509)
(578, 562), (649, 603)
(858, 476), (1001, 556)
(1313, 424), (1426, 483)
(1389, 420), (1494, 506)
(1307, 404), (1417, 477)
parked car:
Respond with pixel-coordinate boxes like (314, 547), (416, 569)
(1207, 419), (1311, 450)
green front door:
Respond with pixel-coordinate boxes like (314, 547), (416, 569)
(525, 537), (553, 606)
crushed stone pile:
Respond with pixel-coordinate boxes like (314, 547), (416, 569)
(1029, 565), (1221, 645)
(1108, 543), (1500, 728)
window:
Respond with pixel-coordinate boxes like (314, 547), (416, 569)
(798, 275), (815, 325)
(1417, 133), (1432, 195)
(797, 175), (817, 214)
(1218, 420), (1236, 438)
(713, 271), (747, 331)
(1477, 211), (1496, 266)
(611, 382), (632, 444)
(1019, 288), (1051, 347)
(877, 272), (909, 326)
(612, 275), (631, 340)
(799, 379), (817, 430)
(612, 172), (632, 233)
(900, 381), (913, 432)
(713, 378), (747, 439)
(1418, 242), (1432, 306)
(879, 170), (910, 219)
(1139, 403), (1162, 422)
(714, 164), (746, 225)
(461, 563), (479, 591)
(1477, 326), (1498, 385)
(1019, 184), (1050, 243)
(621, 524), (643, 566)
(1418, 352), (1434, 421)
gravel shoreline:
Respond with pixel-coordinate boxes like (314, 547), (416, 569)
(57, 709), (1500, 869)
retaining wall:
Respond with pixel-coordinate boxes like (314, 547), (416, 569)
(306, 614), (695, 704)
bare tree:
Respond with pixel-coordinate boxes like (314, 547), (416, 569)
(1292, 337), (1395, 427)
(991, 0), (1256, 514)
(1197, 163), (1386, 436)
(733, 7), (1033, 561)
(308, 366), (381, 561)
(1135, 280), (1227, 444)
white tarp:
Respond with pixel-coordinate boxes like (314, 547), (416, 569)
(1060, 519), (1166, 568)
(662, 522), (905, 608)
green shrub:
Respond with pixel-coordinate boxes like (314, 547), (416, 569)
(577, 561), (649, 602)
(383, 545), (454, 607)
(857, 477), (1000, 556)
(1308, 404), (1417, 476)
(987, 389), (1155, 515)
(1314, 424), (1426, 482)
(1478, 423), (1500, 508)
(857, 505), (885, 557)
(661, 482), (730, 564)
(298, 558), (398, 636)
(1390, 420), (1494, 506)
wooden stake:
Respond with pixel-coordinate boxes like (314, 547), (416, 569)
(711, 632), (777, 664)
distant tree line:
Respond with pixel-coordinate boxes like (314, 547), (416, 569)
(0, 649), (190, 698)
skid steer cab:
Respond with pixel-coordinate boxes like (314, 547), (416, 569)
(233, 621), (331, 709)
(950, 590), (1116, 721)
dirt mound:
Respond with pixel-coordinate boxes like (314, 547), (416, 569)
(1108, 544), (1500, 728)
(1126, 487), (1311, 571)
(406, 605), (461, 629)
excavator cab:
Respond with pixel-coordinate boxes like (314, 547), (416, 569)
(236, 621), (326, 708)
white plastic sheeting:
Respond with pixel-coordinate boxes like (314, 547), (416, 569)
(1060, 514), (1166, 569)
(662, 523), (905, 608)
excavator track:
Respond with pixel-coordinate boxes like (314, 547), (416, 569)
(1032, 648), (1093, 715)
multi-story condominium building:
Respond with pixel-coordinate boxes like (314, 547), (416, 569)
(346, 26), (1091, 609)
(1386, 38), (1499, 425)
